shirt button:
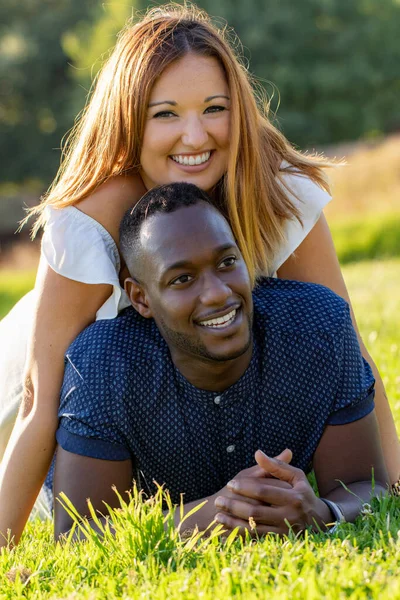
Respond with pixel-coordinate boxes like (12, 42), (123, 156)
(226, 444), (235, 453)
(214, 396), (221, 405)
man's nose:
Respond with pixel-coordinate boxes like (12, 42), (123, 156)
(181, 116), (208, 149)
(200, 273), (233, 306)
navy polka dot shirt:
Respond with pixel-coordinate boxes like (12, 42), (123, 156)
(56, 279), (375, 505)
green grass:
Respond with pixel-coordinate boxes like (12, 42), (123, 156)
(0, 271), (36, 320)
(330, 213), (400, 265)
(0, 229), (399, 598)
(1, 487), (399, 598)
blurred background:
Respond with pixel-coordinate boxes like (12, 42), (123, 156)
(0, 1), (399, 399)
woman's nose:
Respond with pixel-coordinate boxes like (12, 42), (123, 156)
(181, 117), (208, 149)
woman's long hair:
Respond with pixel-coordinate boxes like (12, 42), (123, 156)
(29, 3), (332, 281)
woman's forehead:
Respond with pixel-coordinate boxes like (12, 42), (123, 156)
(149, 54), (229, 101)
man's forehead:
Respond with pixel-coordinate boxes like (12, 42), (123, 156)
(140, 204), (236, 270)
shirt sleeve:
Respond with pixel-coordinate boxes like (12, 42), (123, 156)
(327, 304), (375, 425)
(41, 206), (131, 319)
(271, 168), (332, 273)
(56, 352), (131, 460)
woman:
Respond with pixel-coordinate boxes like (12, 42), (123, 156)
(0, 4), (398, 546)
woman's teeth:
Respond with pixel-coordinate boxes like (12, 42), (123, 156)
(199, 309), (237, 328)
(171, 152), (211, 166)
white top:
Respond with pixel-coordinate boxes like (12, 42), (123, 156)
(41, 171), (331, 321)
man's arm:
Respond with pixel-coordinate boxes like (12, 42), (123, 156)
(54, 448), (133, 539)
(54, 447), (294, 539)
(312, 410), (388, 519)
(212, 410), (389, 535)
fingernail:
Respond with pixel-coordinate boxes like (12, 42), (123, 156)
(215, 496), (226, 508)
(227, 479), (237, 490)
(216, 513), (227, 524)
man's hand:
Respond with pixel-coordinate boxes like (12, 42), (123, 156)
(176, 449), (293, 534)
(214, 450), (331, 536)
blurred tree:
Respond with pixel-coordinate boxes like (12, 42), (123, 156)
(62, 2), (136, 92)
(0, 0), (98, 186)
(1, 0), (399, 185)
(137, 0), (400, 148)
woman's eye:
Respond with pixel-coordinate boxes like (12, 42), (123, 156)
(170, 274), (194, 286)
(204, 105), (226, 114)
(219, 256), (237, 269)
(153, 110), (176, 119)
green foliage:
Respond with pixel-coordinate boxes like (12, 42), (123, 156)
(1, 0), (400, 186)
(62, 1), (136, 89)
(330, 213), (400, 264)
(0, 0), (98, 185)
(137, 0), (400, 147)
(0, 270), (35, 319)
(0, 484), (399, 598)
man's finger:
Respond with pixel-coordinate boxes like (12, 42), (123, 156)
(226, 478), (293, 504)
(274, 448), (293, 464)
(256, 448), (293, 479)
(215, 493), (286, 524)
(215, 512), (282, 537)
(255, 450), (302, 485)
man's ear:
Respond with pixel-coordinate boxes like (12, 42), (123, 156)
(124, 277), (153, 319)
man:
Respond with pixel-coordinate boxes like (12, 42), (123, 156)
(54, 183), (388, 538)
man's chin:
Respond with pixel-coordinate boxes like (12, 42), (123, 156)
(201, 337), (252, 363)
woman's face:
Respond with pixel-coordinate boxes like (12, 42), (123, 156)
(140, 53), (230, 192)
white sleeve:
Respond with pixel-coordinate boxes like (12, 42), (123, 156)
(41, 206), (130, 319)
(271, 171), (332, 274)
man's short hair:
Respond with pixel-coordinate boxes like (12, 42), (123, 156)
(119, 182), (215, 278)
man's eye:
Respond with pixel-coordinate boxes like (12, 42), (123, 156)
(153, 111), (176, 119)
(170, 274), (194, 286)
(204, 105), (226, 114)
(219, 256), (237, 269)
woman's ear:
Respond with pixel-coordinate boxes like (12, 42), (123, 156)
(124, 277), (153, 319)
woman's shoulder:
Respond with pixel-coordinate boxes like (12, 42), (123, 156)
(278, 162), (332, 217)
(76, 174), (146, 243)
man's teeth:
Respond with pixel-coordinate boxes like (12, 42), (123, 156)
(171, 152), (211, 166)
(199, 309), (237, 328)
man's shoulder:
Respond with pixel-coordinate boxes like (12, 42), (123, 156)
(253, 278), (348, 333)
(66, 307), (164, 371)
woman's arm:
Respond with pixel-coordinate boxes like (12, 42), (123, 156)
(0, 261), (112, 547)
(0, 174), (146, 547)
(277, 213), (400, 484)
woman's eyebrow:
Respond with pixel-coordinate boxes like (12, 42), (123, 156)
(205, 95), (230, 102)
(148, 100), (177, 108)
(148, 95), (230, 108)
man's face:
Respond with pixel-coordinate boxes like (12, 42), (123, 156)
(133, 202), (253, 364)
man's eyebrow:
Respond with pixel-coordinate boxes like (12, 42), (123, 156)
(162, 243), (237, 274)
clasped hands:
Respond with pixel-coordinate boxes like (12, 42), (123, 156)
(212, 449), (329, 536)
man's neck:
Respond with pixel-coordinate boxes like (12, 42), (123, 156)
(169, 344), (253, 392)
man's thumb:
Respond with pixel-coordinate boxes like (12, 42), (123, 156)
(274, 448), (292, 464)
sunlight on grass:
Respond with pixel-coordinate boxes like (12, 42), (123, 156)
(0, 270), (35, 319)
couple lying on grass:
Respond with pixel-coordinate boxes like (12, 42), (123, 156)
(51, 182), (388, 540)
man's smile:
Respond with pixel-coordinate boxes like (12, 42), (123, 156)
(199, 307), (237, 328)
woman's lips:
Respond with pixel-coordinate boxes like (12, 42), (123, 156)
(169, 151), (213, 172)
